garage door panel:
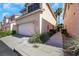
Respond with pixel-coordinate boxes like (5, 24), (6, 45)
(18, 23), (35, 36)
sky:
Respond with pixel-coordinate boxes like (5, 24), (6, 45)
(0, 3), (25, 22)
(0, 3), (64, 23)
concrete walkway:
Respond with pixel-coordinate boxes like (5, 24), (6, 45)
(15, 42), (64, 56)
(46, 32), (63, 48)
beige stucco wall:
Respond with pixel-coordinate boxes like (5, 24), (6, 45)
(41, 4), (56, 26)
(40, 3), (56, 33)
(42, 19), (54, 33)
(16, 11), (41, 33)
(64, 4), (79, 38)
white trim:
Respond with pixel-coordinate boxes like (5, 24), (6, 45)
(39, 14), (42, 34)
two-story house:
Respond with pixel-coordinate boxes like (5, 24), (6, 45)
(64, 3), (79, 39)
(16, 3), (56, 36)
(2, 16), (11, 31)
(2, 14), (21, 31)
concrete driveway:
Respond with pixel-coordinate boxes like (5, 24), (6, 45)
(0, 35), (30, 50)
(0, 35), (64, 56)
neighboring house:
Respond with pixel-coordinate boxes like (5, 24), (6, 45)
(16, 3), (56, 36)
(10, 14), (21, 31)
(64, 3), (79, 38)
(2, 14), (20, 31)
(2, 16), (11, 31)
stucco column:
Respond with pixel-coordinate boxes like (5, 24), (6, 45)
(39, 15), (42, 34)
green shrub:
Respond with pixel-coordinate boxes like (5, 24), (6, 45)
(0, 30), (14, 37)
(0, 30), (16, 37)
(7, 30), (12, 35)
(71, 38), (79, 56)
(28, 33), (42, 43)
(56, 24), (64, 31)
(64, 37), (79, 55)
(61, 29), (70, 37)
(48, 29), (57, 37)
(12, 30), (16, 35)
(40, 32), (50, 43)
(0, 31), (6, 37)
(28, 28), (58, 44)
(28, 32), (50, 43)
(75, 48), (79, 56)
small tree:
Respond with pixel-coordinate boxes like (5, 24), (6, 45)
(56, 24), (64, 31)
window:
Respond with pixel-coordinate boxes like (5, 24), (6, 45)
(73, 12), (75, 15)
(70, 3), (73, 5)
(28, 3), (40, 13)
(28, 5), (32, 13)
(11, 18), (13, 21)
(33, 3), (40, 10)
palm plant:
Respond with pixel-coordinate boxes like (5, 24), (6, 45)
(55, 8), (62, 25)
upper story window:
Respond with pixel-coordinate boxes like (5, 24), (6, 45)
(11, 18), (13, 21)
(28, 3), (40, 13)
(70, 3), (73, 5)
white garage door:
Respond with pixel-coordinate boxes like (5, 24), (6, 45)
(18, 23), (35, 36)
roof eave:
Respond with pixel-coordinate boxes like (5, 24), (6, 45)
(46, 3), (56, 20)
